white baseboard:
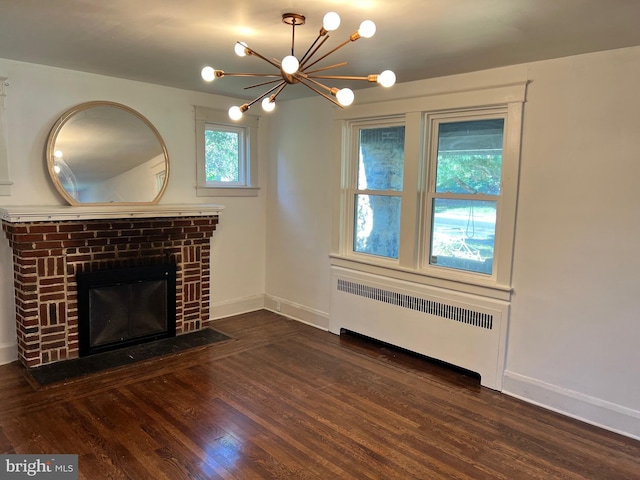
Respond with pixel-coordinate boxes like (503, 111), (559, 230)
(502, 370), (640, 441)
(264, 295), (329, 330)
(209, 294), (265, 320)
(0, 342), (17, 366)
(208, 294), (329, 330)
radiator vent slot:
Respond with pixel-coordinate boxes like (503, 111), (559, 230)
(337, 279), (493, 330)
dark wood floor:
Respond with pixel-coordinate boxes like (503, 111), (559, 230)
(0, 310), (638, 479)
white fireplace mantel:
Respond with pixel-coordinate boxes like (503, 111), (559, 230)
(0, 204), (224, 223)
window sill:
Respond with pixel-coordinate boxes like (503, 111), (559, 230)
(329, 254), (513, 302)
(196, 186), (260, 197)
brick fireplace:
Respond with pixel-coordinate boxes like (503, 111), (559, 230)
(0, 205), (223, 368)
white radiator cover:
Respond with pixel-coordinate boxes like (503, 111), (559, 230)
(330, 267), (510, 390)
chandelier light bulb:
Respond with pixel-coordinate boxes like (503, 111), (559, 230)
(322, 12), (341, 31)
(378, 70), (396, 88)
(281, 55), (299, 74)
(53, 164), (61, 174)
(234, 42), (248, 57)
(358, 20), (376, 38)
(262, 97), (276, 112)
(336, 88), (354, 106)
(201, 66), (215, 82)
(228, 105), (243, 120)
(54, 150), (64, 158)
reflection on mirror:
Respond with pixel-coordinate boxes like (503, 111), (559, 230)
(46, 101), (169, 205)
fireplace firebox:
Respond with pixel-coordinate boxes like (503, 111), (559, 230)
(77, 263), (177, 357)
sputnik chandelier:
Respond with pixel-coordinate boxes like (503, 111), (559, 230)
(201, 11), (396, 120)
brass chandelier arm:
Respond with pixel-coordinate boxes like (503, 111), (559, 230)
(257, 80), (288, 101)
(301, 75), (334, 93)
(245, 80), (288, 109)
(243, 46), (282, 70)
(303, 62), (348, 74)
(244, 78), (284, 90)
(289, 18), (298, 56)
(296, 78), (343, 108)
(299, 34), (331, 65)
(301, 36), (352, 71)
(308, 74), (378, 82)
(219, 72), (282, 78)
(269, 82), (288, 102)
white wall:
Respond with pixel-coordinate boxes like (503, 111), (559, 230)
(506, 47), (640, 438)
(0, 230), (16, 364)
(264, 96), (334, 327)
(0, 58), (267, 361)
(265, 47), (640, 439)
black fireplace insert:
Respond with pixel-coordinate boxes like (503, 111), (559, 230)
(77, 263), (177, 357)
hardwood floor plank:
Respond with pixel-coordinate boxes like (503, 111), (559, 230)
(119, 383), (240, 479)
(0, 310), (638, 479)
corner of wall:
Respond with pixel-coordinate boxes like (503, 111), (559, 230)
(209, 294), (266, 321)
(0, 342), (17, 366)
(264, 295), (330, 331)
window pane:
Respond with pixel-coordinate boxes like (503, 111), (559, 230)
(354, 194), (401, 259)
(430, 199), (496, 274)
(358, 126), (405, 191)
(205, 129), (239, 182)
(436, 119), (504, 195)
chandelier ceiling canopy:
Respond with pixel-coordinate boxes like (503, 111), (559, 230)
(201, 11), (396, 120)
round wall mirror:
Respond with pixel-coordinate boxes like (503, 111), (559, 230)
(46, 101), (169, 205)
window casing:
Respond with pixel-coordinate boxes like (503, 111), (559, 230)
(332, 83), (525, 299)
(195, 106), (259, 197)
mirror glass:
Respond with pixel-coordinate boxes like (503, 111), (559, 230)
(46, 101), (169, 205)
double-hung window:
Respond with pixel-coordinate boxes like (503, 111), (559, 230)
(353, 122), (405, 259)
(334, 83), (525, 296)
(427, 114), (504, 275)
(195, 106), (259, 196)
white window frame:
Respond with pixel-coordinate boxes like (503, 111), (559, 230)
(331, 82), (526, 300)
(195, 106), (259, 197)
(422, 108), (508, 282)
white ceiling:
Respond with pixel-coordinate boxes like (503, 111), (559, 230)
(2, 0), (640, 101)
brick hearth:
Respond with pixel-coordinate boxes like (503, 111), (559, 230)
(1, 207), (221, 368)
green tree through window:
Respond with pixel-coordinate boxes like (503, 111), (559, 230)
(205, 129), (239, 183)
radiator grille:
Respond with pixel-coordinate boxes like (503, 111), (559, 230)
(337, 279), (493, 330)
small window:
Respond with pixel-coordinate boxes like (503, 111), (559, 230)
(195, 107), (259, 197)
(204, 124), (244, 185)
